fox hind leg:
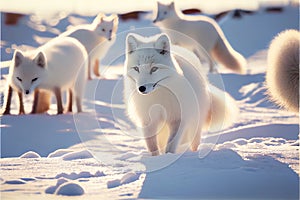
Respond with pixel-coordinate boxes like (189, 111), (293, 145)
(190, 130), (200, 152)
(2, 85), (13, 115)
(75, 95), (82, 113)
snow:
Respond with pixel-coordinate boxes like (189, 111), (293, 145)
(139, 150), (298, 199)
(55, 171), (105, 180)
(45, 177), (85, 196)
(107, 172), (141, 188)
(19, 151), (41, 158)
(55, 182), (85, 196)
(61, 150), (94, 161)
(0, 1), (299, 199)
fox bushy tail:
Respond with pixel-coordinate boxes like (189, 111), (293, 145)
(211, 35), (247, 74)
(205, 85), (239, 132)
(266, 29), (299, 113)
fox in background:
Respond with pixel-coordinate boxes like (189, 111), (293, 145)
(153, 1), (247, 74)
(15, 13), (119, 114)
(123, 33), (239, 156)
(60, 13), (118, 80)
(2, 37), (87, 115)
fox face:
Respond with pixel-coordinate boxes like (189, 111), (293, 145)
(94, 14), (118, 41)
(11, 50), (46, 94)
(125, 33), (176, 95)
(153, 2), (175, 23)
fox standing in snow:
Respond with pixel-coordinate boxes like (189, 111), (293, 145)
(2, 37), (87, 115)
(266, 29), (299, 113)
(60, 13), (118, 80)
(153, 1), (246, 74)
(124, 33), (238, 155)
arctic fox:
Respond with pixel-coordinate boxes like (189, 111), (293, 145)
(266, 29), (299, 113)
(60, 13), (118, 79)
(2, 37), (87, 115)
(153, 1), (246, 74)
(124, 33), (238, 156)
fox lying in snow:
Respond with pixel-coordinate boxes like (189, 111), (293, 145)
(153, 1), (246, 74)
(2, 37), (87, 115)
(124, 33), (238, 155)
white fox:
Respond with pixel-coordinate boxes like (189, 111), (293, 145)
(266, 29), (299, 113)
(60, 13), (118, 79)
(124, 33), (238, 155)
(2, 37), (87, 115)
(153, 1), (246, 74)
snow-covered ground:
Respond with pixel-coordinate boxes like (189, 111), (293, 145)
(0, 1), (299, 199)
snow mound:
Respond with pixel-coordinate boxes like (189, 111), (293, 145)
(139, 149), (299, 199)
(107, 172), (141, 189)
(55, 182), (85, 196)
(45, 178), (68, 194)
(47, 149), (73, 158)
(62, 150), (93, 161)
(45, 177), (85, 196)
(55, 171), (105, 180)
(20, 151), (41, 158)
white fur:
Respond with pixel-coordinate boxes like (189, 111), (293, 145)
(153, 2), (246, 74)
(60, 13), (118, 79)
(266, 29), (299, 113)
(124, 33), (238, 155)
(8, 36), (87, 113)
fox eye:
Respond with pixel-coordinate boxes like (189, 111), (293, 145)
(109, 30), (112, 33)
(102, 28), (105, 32)
(150, 67), (158, 74)
(164, 11), (167, 15)
(132, 66), (139, 73)
(16, 77), (22, 82)
(32, 77), (38, 82)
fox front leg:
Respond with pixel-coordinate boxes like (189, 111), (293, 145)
(31, 89), (40, 114)
(66, 89), (73, 113)
(17, 90), (25, 114)
(165, 120), (182, 154)
(2, 85), (13, 115)
(142, 125), (160, 156)
(87, 57), (92, 80)
(54, 87), (63, 114)
(93, 59), (100, 77)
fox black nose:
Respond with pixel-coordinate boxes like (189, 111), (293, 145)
(108, 38), (112, 41)
(153, 20), (157, 23)
(25, 90), (29, 95)
(139, 86), (146, 93)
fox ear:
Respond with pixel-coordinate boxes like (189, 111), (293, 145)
(112, 14), (118, 23)
(126, 34), (139, 54)
(155, 34), (170, 55)
(13, 50), (24, 67)
(169, 2), (175, 8)
(94, 13), (104, 25)
(33, 52), (46, 68)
